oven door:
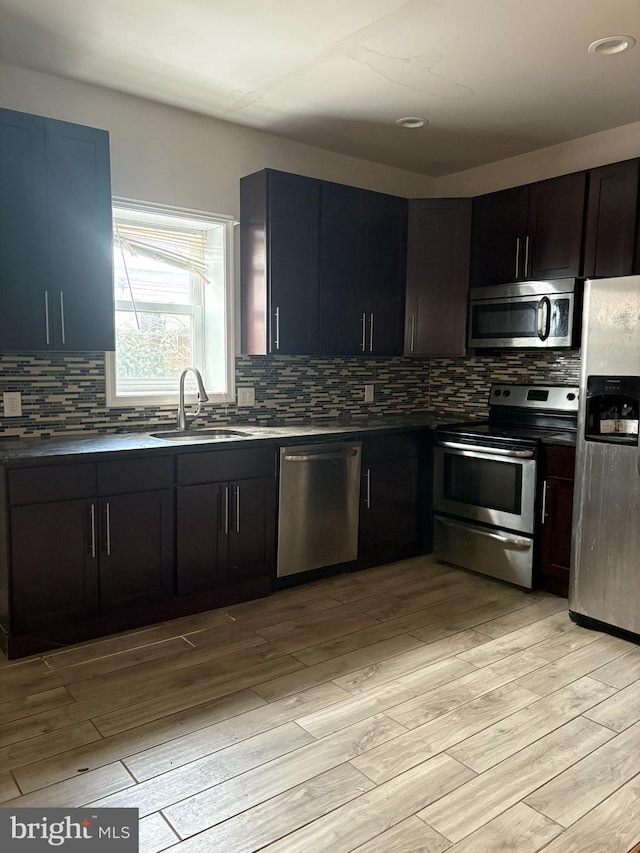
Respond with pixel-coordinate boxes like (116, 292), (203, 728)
(433, 440), (537, 534)
(468, 292), (576, 349)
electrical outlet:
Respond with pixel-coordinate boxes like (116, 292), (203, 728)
(237, 387), (255, 407)
(364, 384), (374, 403)
(3, 391), (22, 417)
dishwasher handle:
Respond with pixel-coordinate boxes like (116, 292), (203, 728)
(283, 448), (359, 462)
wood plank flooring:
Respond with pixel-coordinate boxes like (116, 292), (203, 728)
(2, 555), (640, 852)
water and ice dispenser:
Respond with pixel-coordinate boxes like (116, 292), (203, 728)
(585, 376), (640, 444)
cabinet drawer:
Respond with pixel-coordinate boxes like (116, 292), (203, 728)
(97, 456), (174, 495)
(8, 463), (96, 505)
(177, 448), (275, 486)
(362, 433), (421, 464)
(544, 445), (576, 480)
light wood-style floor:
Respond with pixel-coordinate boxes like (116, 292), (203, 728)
(2, 555), (640, 852)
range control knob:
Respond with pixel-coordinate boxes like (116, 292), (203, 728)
(503, 389), (511, 397)
(494, 389), (502, 396)
(567, 392), (576, 401)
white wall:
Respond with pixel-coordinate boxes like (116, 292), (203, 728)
(0, 63), (436, 216)
(433, 121), (640, 197)
(2, 62), (639, 210)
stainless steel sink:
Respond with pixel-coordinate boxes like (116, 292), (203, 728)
(150, 428), (250, 441)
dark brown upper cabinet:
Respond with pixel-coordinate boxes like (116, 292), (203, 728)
(583, 159), (640, 278)
(319, 181), (407, 356)
(404, 198), (471, 357)
(241, 170), (407, 357)
(240, 169), (321, 355)
(0, 108), (114, 352)
(470, 172), (587, 286)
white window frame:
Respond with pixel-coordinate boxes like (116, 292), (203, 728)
(106, 198), (236, 408)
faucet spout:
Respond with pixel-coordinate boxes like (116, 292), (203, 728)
(177, 366), (209, 431)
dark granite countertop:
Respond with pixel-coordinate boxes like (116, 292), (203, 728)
(541, 432), (577, 448)
(0, 412), (461, 465)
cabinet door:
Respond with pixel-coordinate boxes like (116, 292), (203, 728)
(46, 118), (114, 351)
(584, 159), (640, 278)
(470, 186), (529, 286)
(268, 171), (320, 354)
(527, 172), (586, 280)
(176, 483), (227, 595)
(240, 170), (320, 355)
(360, 191), (407, 355)
(10, 500), (99, 633)
(0, 109), (50, 349)
(319, 182), (362, 355)
(539, 476), (574, 597)
(359, 456), (419, 562)
(405, 198), (471, 356)
(228, 476), (276, 583)
(99, 489), (174, 610)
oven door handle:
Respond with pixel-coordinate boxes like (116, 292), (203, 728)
(436, 517), (532, 549)
(437, 440), (534, 459)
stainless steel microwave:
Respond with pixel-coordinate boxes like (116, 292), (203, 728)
(467, 279), (582, 350)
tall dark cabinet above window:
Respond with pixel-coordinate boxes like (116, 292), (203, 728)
(0, 108), (114, 351)
(470, 172), (587, 286)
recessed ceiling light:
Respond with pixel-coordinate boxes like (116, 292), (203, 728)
(395, 116), (429, 129)
(588, 35), (636, 55)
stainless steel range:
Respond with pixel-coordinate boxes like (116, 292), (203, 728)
(433, 383), (579, 588)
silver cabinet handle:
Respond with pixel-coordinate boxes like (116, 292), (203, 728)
(274, 305), (280, 351)
(59, 291), (66, 345)
(541, 479), (548, 522)
(235, 485), (240, 533)
(223, 485), (229, 535)
(365, 468), (371, 509)
(90, 503), (96, 558)
(437, 439), (534, 458)
(524, 235), (530, 278)
(361, 312), (366, 351)
(436, 516), (531, 549)
(44, 291), (51, 345)
(515, 237), (521, 278)
(410, 315), (416, 353)
(369, 313), (374, 352)
(105, 502), (111, 556)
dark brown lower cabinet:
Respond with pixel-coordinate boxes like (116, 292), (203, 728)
(176, 448), (276, 607)
(5, 458), (176, 655)
(177, 476), (275, 596)
(357, 433), (426, 568)
(98, 490), (174, 613)
(10, 499), (99, 635)
(539, 445), (576, 597)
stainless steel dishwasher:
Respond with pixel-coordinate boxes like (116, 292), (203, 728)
(277, 441), (362, 578)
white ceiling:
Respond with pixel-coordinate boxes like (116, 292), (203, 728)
(1, 0), (639, 176)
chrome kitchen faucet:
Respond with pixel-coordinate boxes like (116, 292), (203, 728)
(177, 366), (209, 431)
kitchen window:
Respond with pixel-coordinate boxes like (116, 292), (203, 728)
(105, 201), (236, 407)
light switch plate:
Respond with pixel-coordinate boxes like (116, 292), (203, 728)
(237, 387), (255, 407)
(364, 384), (374, 403)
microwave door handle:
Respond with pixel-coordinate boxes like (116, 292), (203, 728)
(537, 296), (551, 341)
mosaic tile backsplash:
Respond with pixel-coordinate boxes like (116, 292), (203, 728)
(0, 350), (581, 440)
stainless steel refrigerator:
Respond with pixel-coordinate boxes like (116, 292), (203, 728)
(570, 275), (640, 638)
